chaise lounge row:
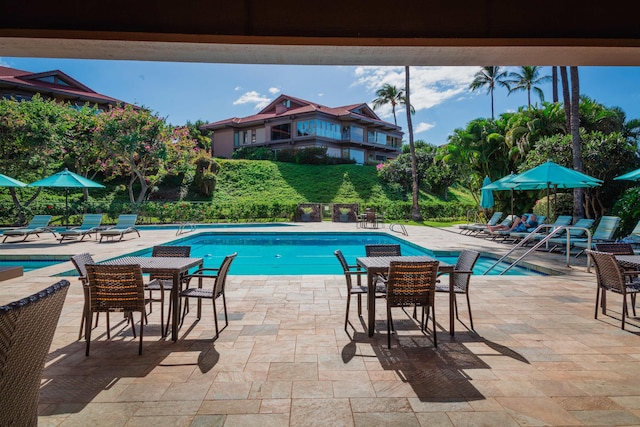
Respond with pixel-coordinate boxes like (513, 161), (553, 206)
(1, 214), (139, 243)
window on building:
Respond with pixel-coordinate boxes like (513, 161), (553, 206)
(367, 130), (386, 144)
(350, 126), (364, 142)
(271, 123), (291, 141)
(251, 129), (256, 143)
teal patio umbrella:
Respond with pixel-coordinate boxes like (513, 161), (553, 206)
(482, 173), (520, 217)
(509, 161), (602, 218)
(28, 168), (105, 227)
(614, 167), (640, 181)
(0, 173), (27, 187)
(479, 176), (494, 209)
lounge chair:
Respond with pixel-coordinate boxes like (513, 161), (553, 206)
(459, 212), (502, 235)
(545, 217), (600, 254)
(98, 214), (140, 242)
(58, 214), (103, 243)
(477, 214), (516, 239)
(490, 214), (547, 243)
(571, 216), (621, 256)
(2, 214), (56, 243)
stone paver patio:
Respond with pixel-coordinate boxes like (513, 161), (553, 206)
(2, 222), (640, 426)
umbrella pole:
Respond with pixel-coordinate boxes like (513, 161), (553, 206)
(65, 188), (69, 228)
(510, 189), (514, 217)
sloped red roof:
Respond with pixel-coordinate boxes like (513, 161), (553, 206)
(0, 66), (125, 105)
(203, 94), (400, 131)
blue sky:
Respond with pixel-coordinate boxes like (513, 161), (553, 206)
(3, 57), (640, 145)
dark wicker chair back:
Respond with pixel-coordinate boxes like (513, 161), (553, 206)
(180, 253), (237, 339)
(452, 249), (481, 292)
(586, 249), (640, 330)
(594, 242), (634, 255)
(386, 260), (439, 348)
(85, 263), (146, 355)
(0, 280), (70, 426)
(334, 249), (357, 288)
(147, 245), (193, 337)
(70, 252), (97, 339)
(587, 250), (627, 293)
(70, 252), (96, 283)
(365, 244), (401, 257)
(150, 245), (191, 281)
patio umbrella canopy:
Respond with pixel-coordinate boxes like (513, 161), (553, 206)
(0, 173), (27, 188)
(614, 167), (640, 181)
(479, 176), (494, 209)
(28, 168), (105, 227)
(509, 161), (602, 219)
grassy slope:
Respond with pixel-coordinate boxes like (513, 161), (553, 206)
(210, 159), (473, 206)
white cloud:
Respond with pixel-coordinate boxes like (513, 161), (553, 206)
(317, 92), (324, 97)
(268, 87), (280, 94)
(414, 122), (435, 134)
(353, 66), (479, 119)
(234, 86), (242, 91)
(233, 91), (272, 110)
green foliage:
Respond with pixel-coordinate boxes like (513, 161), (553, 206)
(532, 193), (574, 219)
(232, 146), (275, 160)
(611, 187), (640, 238)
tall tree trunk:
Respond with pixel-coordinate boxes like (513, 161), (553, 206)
(570, 66), (585, 219)
(560, 67), (571, 133)
(552, 66), (558, 103)
(405, 66), (422, 221)
(490, 88), (495, 120)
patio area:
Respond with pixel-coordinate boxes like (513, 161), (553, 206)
(2, 222), (640, 426)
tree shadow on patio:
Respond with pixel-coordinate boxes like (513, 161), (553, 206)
(38, 318), (221, 416)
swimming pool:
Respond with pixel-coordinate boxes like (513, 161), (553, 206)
(116, 232), (544, 276)
(0, 257), (68, 272)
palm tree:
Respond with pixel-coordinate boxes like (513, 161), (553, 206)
(570, 66), (585, 219)
(469, 66), (509, 120)
(404, 66), (422, 221)
(506, 66), (552, 109)
(372, 84), (409, 126)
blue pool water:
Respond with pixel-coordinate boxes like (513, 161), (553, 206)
(0, 259), (66, 272)
(119, 232), (544, 276)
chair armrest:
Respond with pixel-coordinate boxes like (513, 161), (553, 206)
(623, 271), (640, 276)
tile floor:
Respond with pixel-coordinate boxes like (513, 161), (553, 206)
(2, 222), (640, 426)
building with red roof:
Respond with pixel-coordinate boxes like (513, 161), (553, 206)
(0, 66), (127, 110)
(201, 94), (403, 164)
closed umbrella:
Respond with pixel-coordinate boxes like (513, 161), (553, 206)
(479, 176), (494, 209)
(28, 168), (105, 227)
(614, 167), (640, 181)
(482, 173), (520, 217)
(0, 173), (27, 187)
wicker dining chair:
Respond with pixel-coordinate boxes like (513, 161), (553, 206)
(0, 280), (70, 426)
(586, 249), (640, 330)
(146, 245), (191, 337)
(70, 252), (100, 340)
(85, 263), (147, 355)
(435, 249), (480, 330)
(365, 244), (401, 257)
(385, 260), (440, 349)
(594, 242), (635, 255)
(334, 249), (386, 331)
(180, 253), (237, 339)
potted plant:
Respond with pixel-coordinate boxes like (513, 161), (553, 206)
(339, 207), (351, 222)
(300, 206), (313, 222)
